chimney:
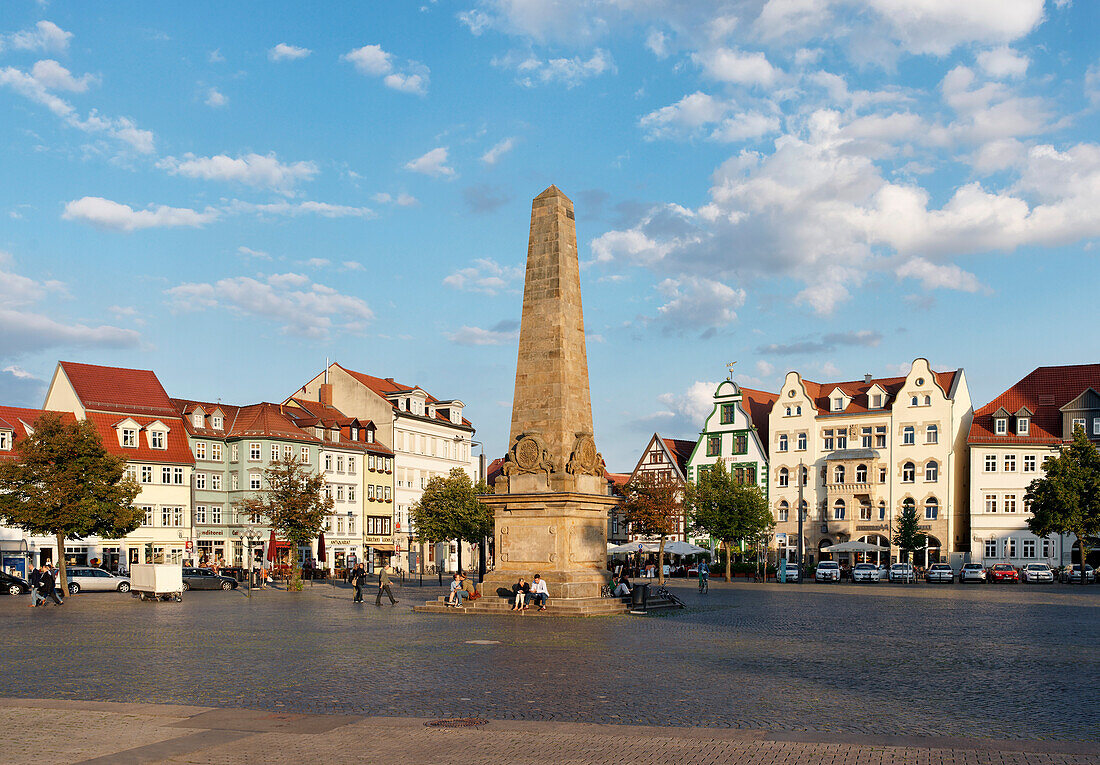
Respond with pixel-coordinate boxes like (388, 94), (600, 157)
(319, 383), (333, 406)
(864, 374), (873, 384)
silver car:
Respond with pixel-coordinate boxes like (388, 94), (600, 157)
(889, 563), (916, 583)
(851, 562), (881, 582)
(815, 560), (841, 582)
(1021, 563), (1054, 583)
(65, 567), (131, 594)
(958, 563), (987, 583)
(925, 563), (954, 583)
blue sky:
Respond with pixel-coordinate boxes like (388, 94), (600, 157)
(1, 0), (1097, 470)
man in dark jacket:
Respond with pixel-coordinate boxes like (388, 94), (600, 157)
(38, 565), (63, 606)
(350, 563), (366, 603)
(375, 564), (398, 606)
(28, 565), (43, 608)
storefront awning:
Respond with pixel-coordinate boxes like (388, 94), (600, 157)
(366, 543), (395, 552)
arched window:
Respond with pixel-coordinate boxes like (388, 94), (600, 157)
(796, 406), (802, 415)
(778, 434), (788, 452)
(797, 432), (807, 450)
(924, 395), (931, 406)
(877, 500), (886, 520)
(903, 426), (915, 445)
(926, 424), (938, 444)
(925, 460), (938, 482)
(833, 499), (846, 520)
(924, 496), (939, 519)
(855, 464), (867, 483)
(785, 406), (791, 416)
(859, 502), (872, 520)
(902, 497), (916, 513)
(902, 462), (915, 482)
(911, 396), (918, 406)
(833, 465), (845, 484)
(799, 500), (808, 521)
(778, 500), (789, 522)
(778, 467), (789, 487)
(800, 466), (809, 487)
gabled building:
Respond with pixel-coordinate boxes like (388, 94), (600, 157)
(967, 364), (1100, 568)
(44, 361), (194, 568)
(768, 359), (972, 566)
(623, 434), (696, 543)
(686, 380), (776, 488)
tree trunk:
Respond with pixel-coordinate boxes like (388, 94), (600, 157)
(56, 530), (68, 596)
(725, 540), (732, 582)
(1079, 537), (1090, 586)
(288, 542), (302, 591)
(657, 536), (666, 584)
(457, 540), (463, 574)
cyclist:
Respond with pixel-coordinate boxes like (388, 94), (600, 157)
(698, 559), (710, 593)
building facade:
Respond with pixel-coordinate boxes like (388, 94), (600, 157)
(623, 434), (696, 543)
(968, 364), (1100, 568)
(768, 359), (972, 566)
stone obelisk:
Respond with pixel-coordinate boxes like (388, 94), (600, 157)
(479, 185), (618, 602)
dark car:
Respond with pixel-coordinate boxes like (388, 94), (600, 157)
(182, 567), (238, 591)
(1, 570), (31, 596)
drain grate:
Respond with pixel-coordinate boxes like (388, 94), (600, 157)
(425, 717), (489, 728)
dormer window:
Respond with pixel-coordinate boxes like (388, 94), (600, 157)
(1017, 418), (1029, 435)
(351, 427), (359, 441)
(121, 428), (137, 447)
(995, 418), (1008, 435)
(0, 430), (11, 450)
(149, 431), (165, 449)
(871, 394), (882, 408)
(366, 430), (374, 443)
(833, 398), (843, 412)
(192, 412), (203, 428)
(212, 415), (223, 430)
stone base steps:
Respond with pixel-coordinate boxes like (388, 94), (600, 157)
(414, 594), (630, 617)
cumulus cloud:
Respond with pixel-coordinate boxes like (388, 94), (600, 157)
(204, 87), (227, 107)
(976, 47), (1030, 79)
(404, 146), (455, 177)
(481, 137), (516, 165)
(343, 44), (429, 95)
(443, 258), (523, 295)
(226, 199), (376, 219)
(166, 273), (373, 338)
(0, 365), (47, 406)
(269, 43), (311, 61)
(895, 257), (985, 292)
(493, 48), (614, 88)
(1, 20), (72, 53)
(62, 197), (219, 232)
(157, 152), (317, 195)
(238, 246), (271, 259)
(29, 60), (96, 92)
(638, 91), (779, 142)
(693, 48), (781, 88)
(446, 320), (520, 346)
(656, 380), (720, 430)
(654, 276), (745, 335)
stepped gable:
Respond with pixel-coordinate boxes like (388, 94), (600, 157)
(0, 406), (75, 462)
(332, 363), (472, 428)
(796, 371), (958, 416)
(59, 360), (176, 417)
(968, 363), (1100, 445)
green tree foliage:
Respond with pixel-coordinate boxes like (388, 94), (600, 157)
(892, 499), (927, 565)
(685, 460), (773, 582)
(0, 412), (141, 593)
(236, 455), (332, 591)
(621, 471), (681, 584)
(410, 468), (492, 565)
(1026, 425), (1100, 583)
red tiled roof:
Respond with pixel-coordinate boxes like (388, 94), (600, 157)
(740, 386), (779, 447)
(335, 363), (473, 429)
(660, 437), (696, 477)
(85, 412), (194, 464)
(59, 361), (176, 417)
(796, 371), (959, 416)
(171, 398), (243, 438)
(284, 399), (393, 456)
(968, 364), (1100, 445)
(0, 406), (75, 461)
(229, 403), (321, 443)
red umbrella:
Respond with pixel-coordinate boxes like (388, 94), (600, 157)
(316, 532), (326, 566)
(266, 528), (278, 563)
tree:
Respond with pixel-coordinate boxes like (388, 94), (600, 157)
(0, 412), (141, 595)
(685, 460), (773, 582)
(1026, 425), (1100, 584)
(892, 499), (926, 567)
(235, 455), (332, 591)
(621, 471), (681, 584)
(410, 468), (492, 574)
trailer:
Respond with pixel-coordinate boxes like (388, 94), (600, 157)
(129, 563), (183, 602)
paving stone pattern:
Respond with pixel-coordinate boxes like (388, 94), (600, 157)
(1, 579), (1097, 743)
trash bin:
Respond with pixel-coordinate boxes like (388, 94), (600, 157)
(630, 583), (649, 610)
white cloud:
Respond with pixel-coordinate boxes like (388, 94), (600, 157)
(443, 258), (523, 295)
(404, 146), (455, 177)
(166, 273), (374, 338)
(1, 20), (72, 53)
(446, 321), (520, 346)
(976, 47), (1030, 79)
(343, 44), (430, 95)
(62, 197), (219, 232)
(656, 380), (720, 429)
(227, 199), (376, 219)
(646, 29), (669, 58)
(655, 276), (746, 334)
(204, 87), (227, 107)
(30, 60), (96, 92)
(895, 257), (984, 292)
(639, 92), (780, 142)
(208, 49), (225, 63)
(494, 48), (614, 88)
(157, 152), (318, 195)
(862, 0), (1045, 57)
(237, 246), (270, 259)
(693, 48), (781, 88)
(269, 43), (312, 62)
(481, 137), (516, 165)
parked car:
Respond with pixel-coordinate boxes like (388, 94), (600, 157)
(958, 562), (987, 583)
(815, 560), (841, 582)
(1021, 563), (1054, 583)
(779, 561), (801, 582)
(1, 570), (31, 596)
(182, 567), (238, 591)
(889, 562), (916, 583)
(925, 563), (955, 583)
(65, 566), (131, 594)
(851, 562), (882, 583)
(987, 563), (1019, 583)
(1060, 564), (1096, 584)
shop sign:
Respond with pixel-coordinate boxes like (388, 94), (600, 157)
(327, 539), (354, 545)
(855, 524), (889, 531)
(363, 536), (393, 544)
(197, 529), (227, 538)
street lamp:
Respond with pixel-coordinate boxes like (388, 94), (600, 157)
(234, 527), (263, 597)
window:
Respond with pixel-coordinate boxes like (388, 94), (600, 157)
(231, 444), (239, 462)
(1003, 454), (1016, 472)
(985, 539), (997, 558)
(1095, 417), (1100, 436)
(1004, 538), (1016, 558)
(367, 484), (375, 500)
(875, 426), (886, 448)
(833, 465), (845, 484)
(1072, 418), (1086, 433)
(195, 442), (206, 459)
(926, 424), (938, 444)
(366, 516), (392, 536)
(878, 501), (886, 520)
(231, 473), (239, 490)
(833, 499), (846, 520)
(855, 464), (867, 483)
(833, 397), (844, 412)
(270, 445), (279, 462)
(795, 432), (806, 451)
(878, 466), (887, 483)
(195, 473), (206, 490)
(924, 395), (931, 406)
(336, 486), (344, 501)
(141, 466), (153, 484)
(995, 418), (1007, 435)
(784, 406), (792, 417)
(162, 467), (171, 484)
(211, 443), (222, 461)
(1004, 494), (1017, 513)
(859, 503), (871, 521)
(195, 505), (207, 524)
(1017, 418), (1029, 435)
(1023, 455), (1037, 472)
(337, 456), (345, 472)
(173, 467), (184, 484)
(985, 494), (997, 513)
(249, 443), (260, 461)
(142, 506), (154, 527)
(150, 430), (165, 449)
(367, 430), (374, 443)
(734, 434), (748, 454)
(823, 429), (834, 450)
(212, 414), (223, 429)
(348, 486), (355, 502)
(369, 455), (377, 471)
(161, 507), (183, 527)
(1022, 539), (1036, 558)
(902, 462), (915, 482)
(871, 394), (882, 408)
(337, 517), (344, 534)
(721, 404), (735, 424)
(301, 446), (310, 462)
(249, 473), (261, 490)
(924, 497), (938, 520)
(861, 428), (872, 448)
(211, 505), (222, 524)
(348, 516), (356, 535)
(778, 468), (789, 487)
(925, 461), (938, 482)
(384, 486), (392, 501)
(284, 445), (293, 461)
(800, 500), (809, 521)
(800, 466), (809, 487)
(985, 454), (997, 472)
(777, 434), (788, 453)
(193, 412), (203, 428)
(1042, 538), (1053, 558)
(325, 454), (333, 470)
(911, 396), (918, 406)
(122, 428), (137, 447)
(0, 431), (9, 451)
(325, 486), (333, 500)
(347, 456), (355, 474)
(211, 473), (221, 490)
(778, 501), (789, 522)
(836, 432), (847, 449)
(902, 426), (915, 445)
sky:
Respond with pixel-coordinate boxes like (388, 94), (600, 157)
(1, 0), (1098, 471)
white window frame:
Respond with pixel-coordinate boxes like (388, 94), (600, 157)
(301, 446), (310, 462)
(0, 431), (10, 451)
(195, 473), (206, 490)
(1003, 454), (1016, 472)
(1071, 418), (1085, 434)
(926, 424), (938, 444)
(1023, 455), (1037, 472)
(902, 426), (915, 445)
(1017, 418), (1029, 435)
(211, 473), (221, 490)
(777, 434), (788, 452)
(140, 465), (153, 484)
(777, 468), (789, 487)
(985, 539), (997, 559)
(797, 432), (807, 451)
(1022, 539), (1036, 558)
(270, 444), (279, 462)
(777, 501), (789, 522)
(984, 454), (997, 472)
(995, 418), (1007, 435)
(985, 494), (997, 513)
(249, 473), (262, 490)
(211, 443), (222, 461)
(902, 462), (915, 482)
(192, 413), (203, 428)
(1004, 538), (1016, 558)
(249, 443), (261, 461)
(1004, 494), (1017, 513)
(211, 505), (222, 524)
(925, 461), (938, 482)
(924, 498), (938, 520)
(122, 428), (137, 448)
(149, 430), (165, 449)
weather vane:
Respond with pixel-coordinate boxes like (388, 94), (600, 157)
(726, 361), (737, 380)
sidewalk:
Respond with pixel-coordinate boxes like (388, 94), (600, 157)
(1, 698), (1096, 765)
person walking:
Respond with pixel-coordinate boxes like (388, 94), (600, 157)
(39, 565), (63, 606)
(27, 565), (43, 608)
(351, 562), (367, 603)
(375, 563), (398, 606)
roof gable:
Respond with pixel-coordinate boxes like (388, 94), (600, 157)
(1060, 388), (1100, 412)
(969, 364), (1100, 444)
(59, 361), (176, 417)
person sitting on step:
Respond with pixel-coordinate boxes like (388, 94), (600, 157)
(530, 574), (549, 611)
(511, 577), (530, 611)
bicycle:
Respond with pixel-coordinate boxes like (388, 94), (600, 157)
(698, 576), (709, 594)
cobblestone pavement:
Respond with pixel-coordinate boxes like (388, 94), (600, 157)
(1, 699), (1097, 765)
(1, 579), (1097, 743)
